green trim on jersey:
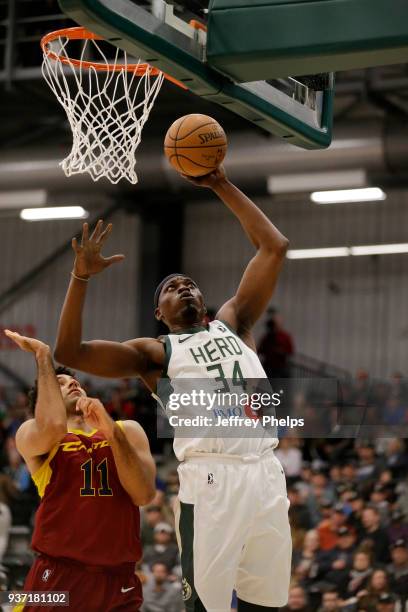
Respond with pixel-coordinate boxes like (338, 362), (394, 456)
(170, 325), (209, 335)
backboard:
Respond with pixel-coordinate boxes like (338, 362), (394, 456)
(57, 0), (334, 149)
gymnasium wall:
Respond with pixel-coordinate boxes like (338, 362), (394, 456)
(183, 191), (408, 378)
(0, 210), (140, 386)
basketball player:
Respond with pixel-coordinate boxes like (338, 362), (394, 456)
(4, 329), (156, 612)
(55, 165), (291, 612)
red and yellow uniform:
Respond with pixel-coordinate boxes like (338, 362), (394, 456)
(19, 422), (143, 611)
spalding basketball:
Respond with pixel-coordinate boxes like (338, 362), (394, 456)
(164, 114), (227, 177)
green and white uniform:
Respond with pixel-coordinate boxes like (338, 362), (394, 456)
(160, 320), (291, 612)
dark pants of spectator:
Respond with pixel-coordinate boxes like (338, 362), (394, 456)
(238, 598), (278, 611)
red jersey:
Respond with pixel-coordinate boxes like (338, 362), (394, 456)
(31, 422), (142, 566)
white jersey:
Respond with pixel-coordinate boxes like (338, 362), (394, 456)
(158, 320), (279, 460)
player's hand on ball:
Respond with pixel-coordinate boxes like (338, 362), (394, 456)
(76, 396), (115, 438)
(72, 220), (125, 278)
(4, 330), (50, 357)
(180, 165), (227, 189)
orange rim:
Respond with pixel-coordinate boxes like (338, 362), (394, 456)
(41, 27), (187, 89)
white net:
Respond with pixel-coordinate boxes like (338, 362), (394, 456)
(42, 33), (164, 184)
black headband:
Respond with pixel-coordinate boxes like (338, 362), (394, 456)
(154, 273), (186, 308)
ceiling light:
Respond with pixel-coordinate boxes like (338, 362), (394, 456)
(287, 247), (350, 259)
(268, 170), (366, 194)
(351, 243), (408, 256)
(20, 206), (88, 221)
(0, 190), (47, 208)
(311, 187), (386, 204)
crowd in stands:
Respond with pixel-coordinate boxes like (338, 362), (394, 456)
(0, 369), (407, 611)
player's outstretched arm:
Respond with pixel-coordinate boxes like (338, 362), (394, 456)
(183, 167), (289, 338)
(77, 397), (156, 506)
(5, 331), (67, 467)
(55, 221), (163, 379)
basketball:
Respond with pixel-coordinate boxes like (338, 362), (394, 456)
(164, 114), (227, 177)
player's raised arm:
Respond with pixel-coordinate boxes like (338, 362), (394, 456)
(182, 167), (289, 338)
(5, 331), (67, 466)
(55, 221), (163, 379)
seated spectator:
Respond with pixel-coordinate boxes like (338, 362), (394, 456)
(388, 538), (408, 606)
(360, 506), (390, 564)
(385, 439), (408, 480)
(307, 472), (336, 525)
(346, 491), (365, 540)
(388, 509), (408, 543)
(141, 562), (183, 612)
(141, 505), (165, 546)
(345, 550), (373, 599)
(317, 587), (343, 612)
(318, 504), (347, 551)
(281, 585), (312, 612)
(143, 523), (180, 573)
(288, 484), (313, 533)
(355, 443), (381, 484)
(356, 568), (392, 607)
(293, 529), (322, 586)
(377, 592), (397, 612)
(317, 526), (357, 593)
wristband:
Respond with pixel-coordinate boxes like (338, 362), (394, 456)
(71, 271), (89, 282)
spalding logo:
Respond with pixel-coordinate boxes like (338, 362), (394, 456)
(198, 130), (224, 144)
(182, 578), (193, 601)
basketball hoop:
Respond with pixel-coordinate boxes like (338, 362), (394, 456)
(41, 27), (186, 184)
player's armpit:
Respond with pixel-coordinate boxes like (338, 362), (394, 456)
(55, 337), (164, 379)
(15, 419), (66, 464)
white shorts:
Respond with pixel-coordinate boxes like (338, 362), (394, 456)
(174, 450), (292, 612)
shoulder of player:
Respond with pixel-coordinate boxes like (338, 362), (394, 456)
(123, 337), (165, 369)
(118, 419), (149, 445)
(14, 418), (33, 454)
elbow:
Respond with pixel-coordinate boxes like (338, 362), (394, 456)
(264, 236), (289, 258)
(38, 420), (67, 439)
(54, 343), (79, 368)
(279, 237), (290, 257)
(135, 484), (156, 507)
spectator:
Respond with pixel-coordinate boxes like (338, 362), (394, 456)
(143, 523), (180, 572)
(318, 527), (357, 592)
(360, 506), (390, 564)
(388, 510), (408, 543)
(317, 588), (343, 612)
(293, 529), (321, 586)
(258, 307), (294, 379)
(385, 439), (408, 480)
(355, 443), (381, 484)
(345, 550), (373, 598)
(346, 491), (365, 540)
(281, 585), (312, 612)
(388, 538), (408, 606)
(318, 504), (347, 551)
(141, 562), (183, 612)
(377, 592), (397, 612)
(356, 568), (392, 607)
(288, 485), (313, 532)
(141, 505), (165, 546)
